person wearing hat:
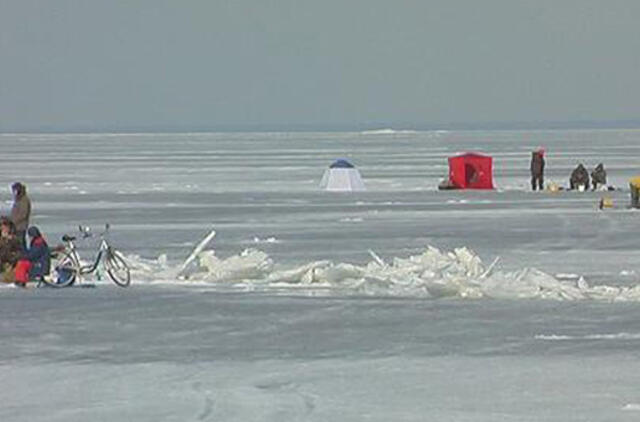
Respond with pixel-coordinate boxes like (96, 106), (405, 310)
(10, 182), (31, 248)
(591, 163), (607, 191)
(24, 226), (50, 282)
(570, 163), (590, 191)
(530, 148), (545, 191)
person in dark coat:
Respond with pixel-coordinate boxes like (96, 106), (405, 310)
(570, 163), (590, 191)
(0, 218), (25, 283)
(25, 226), (50, 281)
(530, 149), (545, 191)
(591, 163), (607, 190)
(10, 182), (31, 248)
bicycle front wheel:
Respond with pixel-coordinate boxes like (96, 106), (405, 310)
(45, 251), (79, 288)
(105, 249), (131, 287)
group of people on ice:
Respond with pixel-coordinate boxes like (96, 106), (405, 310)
(0, 183), (51, 287)
(530, 149), (609, 192)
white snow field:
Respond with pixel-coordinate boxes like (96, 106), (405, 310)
(2, 130), (640, 421)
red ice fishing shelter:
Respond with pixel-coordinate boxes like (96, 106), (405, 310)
(447, 153), (494, 189)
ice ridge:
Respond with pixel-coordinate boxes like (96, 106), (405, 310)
(123, 245), (640, 301)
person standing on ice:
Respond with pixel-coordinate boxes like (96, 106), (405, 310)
(10, 182), (31, 248)
(530, 148), (545, 191)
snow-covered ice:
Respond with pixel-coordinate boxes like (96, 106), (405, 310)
(2, 129), (640, 421)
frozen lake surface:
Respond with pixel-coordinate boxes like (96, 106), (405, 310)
(2, 130), (640, 420)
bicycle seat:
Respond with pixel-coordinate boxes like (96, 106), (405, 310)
(62, 235), (76, 242)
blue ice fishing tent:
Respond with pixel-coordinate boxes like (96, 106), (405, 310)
(320, 159), (366, 191)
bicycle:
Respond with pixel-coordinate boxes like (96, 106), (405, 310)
(45, 224), (131, 288)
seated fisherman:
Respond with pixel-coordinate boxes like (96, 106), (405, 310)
(24, 226), (51, 282)
(630, 176), (640, 209)
(0, 217), (25, 284)
(570, 163), (590, 191)
(591, 163), (607, 190)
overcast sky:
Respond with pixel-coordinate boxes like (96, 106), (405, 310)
(1, 0), (640, 132)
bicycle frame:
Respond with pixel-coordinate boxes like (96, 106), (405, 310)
(61, 228), (113, 280)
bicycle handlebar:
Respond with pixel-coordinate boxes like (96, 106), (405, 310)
(77, 224), (111, 239)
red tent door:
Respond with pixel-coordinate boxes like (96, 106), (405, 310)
(465, 163), (478, 185)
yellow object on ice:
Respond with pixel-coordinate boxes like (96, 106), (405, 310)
(546, 181), (560, 192)
(629, 176), (640, 188)
(599, 196), (613, 209)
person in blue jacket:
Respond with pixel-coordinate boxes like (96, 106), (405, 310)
(25, 226), (50, 281)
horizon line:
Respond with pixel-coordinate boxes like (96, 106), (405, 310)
(3, 119), (640, 135)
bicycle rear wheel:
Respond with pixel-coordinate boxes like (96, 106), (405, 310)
(105, 249), (130, 287)
(44, 251), (79, 287)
